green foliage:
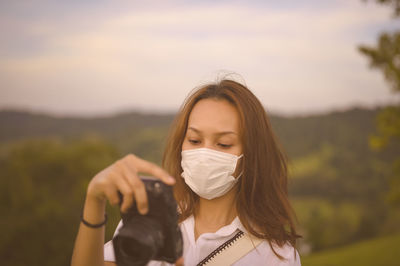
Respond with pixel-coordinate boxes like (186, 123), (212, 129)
(110, 126), (169, 164)
(387, 158), (400, 205)
(289, 140), (395, 251)
(293, 199), (362, 251)
(370, 106), (400, 149)
(0, 137), (120, 266)
(289, 143), (391, 202)
(301, 233), (400, 266)
(359, 32), (400, 93)
(359, 0), (400, 210)
(288, 144), (336, 180)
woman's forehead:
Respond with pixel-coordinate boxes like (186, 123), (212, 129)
(187, 98), (240, 134)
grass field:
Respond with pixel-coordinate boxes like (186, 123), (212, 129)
(301, 233), (400, 266)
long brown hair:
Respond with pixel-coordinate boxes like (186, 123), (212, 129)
(162, 79), (299, 255)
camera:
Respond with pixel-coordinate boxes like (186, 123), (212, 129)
(112, 177), (183, 266)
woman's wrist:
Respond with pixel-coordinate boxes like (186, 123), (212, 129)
(82, 194), (107, 225)
(81, 212), (107, 228)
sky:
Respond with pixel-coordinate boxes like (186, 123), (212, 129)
(0, 0), (399, 117)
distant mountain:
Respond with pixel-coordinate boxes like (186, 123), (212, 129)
(0, 109), (175, 142)
(1, 106), (388, 160)
(0, 107), (382, 155)
(269, 106), (382, 158)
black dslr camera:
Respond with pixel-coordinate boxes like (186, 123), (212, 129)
(112, 177), (183, 266)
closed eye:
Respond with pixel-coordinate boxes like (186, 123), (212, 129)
(189, 139), (201, 145)
(218, 143), (232, 148)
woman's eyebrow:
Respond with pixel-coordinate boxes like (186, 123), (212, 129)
(187, 127), (237, 136)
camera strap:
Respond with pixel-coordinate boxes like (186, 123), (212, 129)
(196, 230), (263, 266)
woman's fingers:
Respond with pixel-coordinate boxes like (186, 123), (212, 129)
(88, 153), (174, 215)
(111, 170), (136, 213)
(119, 161), (149, 215)
(103, 182), (120, 207)
(130, 175), (149, 215)
(125, 154), (175, 185)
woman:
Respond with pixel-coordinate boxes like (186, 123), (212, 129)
(71, 79), (301, 266)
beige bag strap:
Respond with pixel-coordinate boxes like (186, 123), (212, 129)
(200, 232), (263, 266)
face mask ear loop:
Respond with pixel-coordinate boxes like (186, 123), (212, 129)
(234, 154), (244, 179)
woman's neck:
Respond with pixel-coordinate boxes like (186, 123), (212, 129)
(194, 187), (238, 240)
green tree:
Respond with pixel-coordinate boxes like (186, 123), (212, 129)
(359, 0), (400, 205)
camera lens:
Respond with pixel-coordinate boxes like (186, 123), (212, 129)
(114, 217), (164, 266)
(119, 237), (154, 266)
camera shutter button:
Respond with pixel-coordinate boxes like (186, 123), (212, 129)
(154, 182), (162, 195)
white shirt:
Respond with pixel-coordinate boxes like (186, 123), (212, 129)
(104, 216), (301, 266)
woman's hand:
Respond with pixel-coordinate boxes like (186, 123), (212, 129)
(86, 154), (175, 214)
(71, 154), (174, 266)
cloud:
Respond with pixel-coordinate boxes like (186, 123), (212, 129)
(0, 1), (397, 115)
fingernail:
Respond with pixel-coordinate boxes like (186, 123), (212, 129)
(168, 176), (175, 183)
(140, 207), (148, 215)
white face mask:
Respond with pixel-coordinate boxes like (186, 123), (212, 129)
(181, 148), (243, 200)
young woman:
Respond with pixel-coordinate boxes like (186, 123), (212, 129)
(71, 79), (301, 266)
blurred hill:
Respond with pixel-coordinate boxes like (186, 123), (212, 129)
(0, 107), (386, 158)
(302, 232), (400, 266)
(0, 110), (174, 140)
(0, 110), (174, 161)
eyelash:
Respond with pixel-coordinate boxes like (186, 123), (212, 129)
(188, 139), (232, 148)
(189, 139), (200, 145)
(218, 143), (232, 148)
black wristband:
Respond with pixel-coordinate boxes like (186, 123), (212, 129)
(81, 213), (107, 228)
